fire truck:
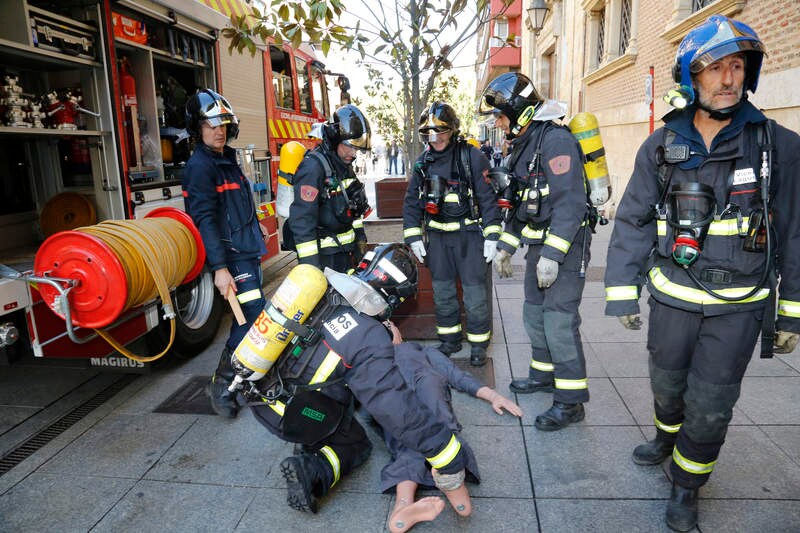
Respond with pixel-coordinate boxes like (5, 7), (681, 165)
(0, 0), (341, 367)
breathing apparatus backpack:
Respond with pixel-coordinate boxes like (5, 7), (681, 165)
(228, 263), (350, 443)
(418, 138), (480, 221)
(308, 150), (372, 223)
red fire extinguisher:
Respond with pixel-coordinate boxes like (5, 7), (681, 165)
(119, 57), (139, 167)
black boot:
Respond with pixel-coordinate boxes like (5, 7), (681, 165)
(509, 377), (554, 394)
(534, 401), (585, 431)
(632, 437), (674, 465)
(436, 342), (462, 356)
(470, 345), (487, 367)
(207, 346), (238, 418)
(280, 455), (327, 514)
(665, 482), (698, 532)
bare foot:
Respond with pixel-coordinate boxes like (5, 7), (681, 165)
(388, 496), (445, 533)
(441, 483), (472, 517)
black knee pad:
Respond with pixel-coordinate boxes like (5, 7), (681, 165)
(682, 373), (741, 444)
(462, 284), (488, 316)
(649, 361), (688, 412)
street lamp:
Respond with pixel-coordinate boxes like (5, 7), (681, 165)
(527, 0), (549, 36)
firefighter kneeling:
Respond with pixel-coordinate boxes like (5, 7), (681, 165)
(231, 244), (471, 514)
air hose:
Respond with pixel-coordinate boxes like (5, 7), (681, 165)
(34, 207), (206, 363)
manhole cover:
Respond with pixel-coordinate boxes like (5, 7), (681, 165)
(154, 375), (217, 415)
(451, 357), (495, 389)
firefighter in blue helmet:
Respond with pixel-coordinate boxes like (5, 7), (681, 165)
(479, 73), (593, 431)
(182, 89), (267, 419)
(287, 104), (372, 271)
(247, 244), (471, 515)
(604, 15), (800, 531)
(402, 102), (502, 366)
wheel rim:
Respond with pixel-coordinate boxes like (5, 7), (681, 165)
(175, 271), (216, 330)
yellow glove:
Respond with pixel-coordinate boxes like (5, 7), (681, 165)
(774, 331), (799, 354)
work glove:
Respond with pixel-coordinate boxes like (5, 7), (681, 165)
(355, 240), (369, 261)
(618, 314), (642, 330)
(493, 249), (513, 278)
(483, 240), (498, 263)
(774, 331), (800, 354)
(410, 240), (427, 263)
(536, 256), (559, 288)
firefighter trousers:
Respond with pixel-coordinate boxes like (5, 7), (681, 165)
(646, 297), (762, 488)
(225, 257), (265, 350)
(427, 231), (492, 348)
(522, 243), (589, 404)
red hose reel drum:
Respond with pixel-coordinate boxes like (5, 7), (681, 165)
(33, 207), (206, 329)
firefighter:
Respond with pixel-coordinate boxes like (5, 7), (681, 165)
(604, 15), (800, 531)
(248, 244), (472, 515)
(402, 102), (502, 366)
(182, 89), (267, 418)
(479, 73), (592, 430)
(287, 104), (371, 271)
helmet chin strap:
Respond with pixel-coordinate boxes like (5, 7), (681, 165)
(696, 94), (747, 121)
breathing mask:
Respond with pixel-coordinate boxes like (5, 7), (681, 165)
(423, 175), (447, 214)
(666, 182), (716, 266)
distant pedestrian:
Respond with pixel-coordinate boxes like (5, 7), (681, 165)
(492, 146), (502, 167)
(480, 139), (493, 162)
(389, 139), (399, 174)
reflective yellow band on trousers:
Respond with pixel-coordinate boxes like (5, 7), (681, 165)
(437, 324), (462, 335)
(319, 445), (341, 486)
(237, 289), (262, 304)
(269, 400), (286, 416)
(673, 447), (715, 475)
(555, 377), (587, 390)
(530, 358), (554, 372)
(309, 350), (341, 385)
(654, 415), (681, 434)
(649, 267), (769, 304)
(605, 285), (638, 301)
(778, 299), (800, 318)
(466, 331), (491, 343)
(426, 434), (461, 469)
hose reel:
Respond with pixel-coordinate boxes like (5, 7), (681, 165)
(33, 207), (206, 362)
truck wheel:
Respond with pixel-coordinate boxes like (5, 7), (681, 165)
(146, 268), (224, 360)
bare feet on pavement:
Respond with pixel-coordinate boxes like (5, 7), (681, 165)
(388, 496), (445, 533)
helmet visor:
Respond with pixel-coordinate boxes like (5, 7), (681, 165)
(478, 88), (507, 116)
(342, 131), (371, 151)
(324, 268), (389, 317)
(419, 126), (452, 144)
(201, 114), (237, 129)
(690, 40), (764, 73)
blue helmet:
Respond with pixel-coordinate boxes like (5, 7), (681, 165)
(670, 15), (766, 108)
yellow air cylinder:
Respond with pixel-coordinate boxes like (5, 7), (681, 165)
(276, 141), (307, 218)
(568, 112), (612, 206)
(228, 264), (327, 389)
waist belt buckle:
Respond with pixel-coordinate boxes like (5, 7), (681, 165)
(700, 268), (732, 284)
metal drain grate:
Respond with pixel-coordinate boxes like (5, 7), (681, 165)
(0, 373), (139, 477)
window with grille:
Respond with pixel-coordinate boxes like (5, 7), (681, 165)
(596, 9), (605, 66)
(692, 0), (713, 12)
(620, 0), (632, 55)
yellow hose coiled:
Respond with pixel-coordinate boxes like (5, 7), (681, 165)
(78, 217), (198, 362)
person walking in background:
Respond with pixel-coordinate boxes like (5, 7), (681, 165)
(480, 72), (592, 431)
(182, 89), (267, 419)
(480, 139), (494, 162)
(389, 139), (399, 175)
(604, 15), (800, 531)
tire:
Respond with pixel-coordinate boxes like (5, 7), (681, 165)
(146, 268), (224, 360)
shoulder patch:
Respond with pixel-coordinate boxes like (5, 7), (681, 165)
(324, 312), (358, 341)
(300, 185), (319, 202)
(548, 155), (571, 175)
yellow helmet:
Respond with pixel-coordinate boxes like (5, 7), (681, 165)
(466, 137), (480, 149)
(279, 141), (306, 177)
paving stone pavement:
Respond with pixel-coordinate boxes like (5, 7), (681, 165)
(1, 220), (799, 532)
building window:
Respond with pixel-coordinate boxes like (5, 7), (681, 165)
(492, 17), (508, 47)
(620, 0), (632, 55)
(661, 1), (747, 44)
(596, 8), (605, 66)
(692, 0), (713, 11)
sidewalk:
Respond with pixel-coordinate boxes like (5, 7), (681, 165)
(1, 222), (800, 532)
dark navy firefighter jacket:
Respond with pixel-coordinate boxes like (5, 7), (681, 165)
(182, 144), (267, 271)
